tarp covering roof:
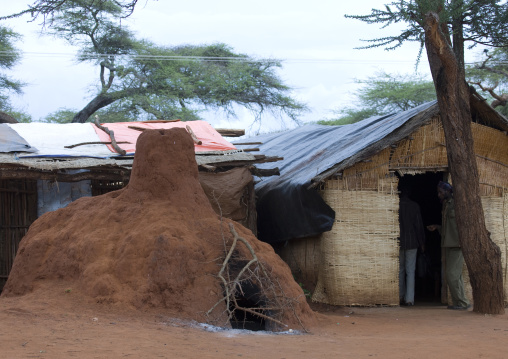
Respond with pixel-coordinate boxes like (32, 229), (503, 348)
(7, 123), (115, 158)
(235, 101), (439, 244)
(0, 121), (261, 183)
(93, 121), (237, 153)
(0, 124), (38, 153)
(1, 121), (236, 158)
(241, 101), (438, 192)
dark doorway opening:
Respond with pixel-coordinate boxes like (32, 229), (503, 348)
(228, 279), (267, 331)
(227, 259), (268, 331)
(397, 172), (444, 304)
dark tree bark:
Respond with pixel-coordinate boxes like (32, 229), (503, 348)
(72, 93), (117, 123)
(423, 12), (504, 314)
(0, 110), (18, 123)
(72, 90), (136, 123)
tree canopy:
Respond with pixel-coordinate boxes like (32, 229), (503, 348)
(0, 26), (24, 111)
(346, 1), (508, 51)
(3, 0), (307, 125)
(319, 72), (436, 125)
(0, 0), (140, 23)
(467, 48), (508, 115)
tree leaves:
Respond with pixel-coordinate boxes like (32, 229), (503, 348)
(319, 72), (435, 125)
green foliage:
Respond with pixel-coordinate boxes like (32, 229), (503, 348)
(42, 108), (77, 123)
(319, 72), (435, 125)
(298, 282), (312, 299)
(346, 1), (508, 53)
(37, 1), (306, 124)
(343, 1), (508, 122)
(318, 108), (379, 126)
(0, 26), (24, 109)
(467, 48), (508, 115)
(0, 108), (32, 123)
(116, 42), (307, 124)
(0, 26), (21, 68)
(354, 72), (435, 112)
(48, 1), (135, 54)
(0, 0), (139, 23)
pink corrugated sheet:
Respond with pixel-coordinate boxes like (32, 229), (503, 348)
(92, 120), (237, 153)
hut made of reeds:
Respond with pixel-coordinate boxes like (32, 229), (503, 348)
(236, 93), (508, 307)
(0, 120), (279, 291)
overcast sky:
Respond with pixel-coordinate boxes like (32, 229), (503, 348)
(2, 0), (439, 135)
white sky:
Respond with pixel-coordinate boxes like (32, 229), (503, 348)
(2, 0), (445, 135)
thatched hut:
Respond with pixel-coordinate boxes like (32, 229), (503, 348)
(0, 120), (279, 291)
(236, 93), (508, 307)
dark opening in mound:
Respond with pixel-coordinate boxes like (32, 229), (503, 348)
(229, 279), (267, 331)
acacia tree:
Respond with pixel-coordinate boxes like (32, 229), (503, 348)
(78, 42), (306, 124)
(347, 0), (507, 314)
(320, 71), (435, 125)
(9, 0), (306, 124)
(0, 26), (24, 111)
(468, 48), (508, 115)
(0, 0), (139, 23)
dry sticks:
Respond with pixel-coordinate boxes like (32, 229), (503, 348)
(94, 115), (127, 156)
(206, 223), (307, 332)
(206, 223), (287, 329)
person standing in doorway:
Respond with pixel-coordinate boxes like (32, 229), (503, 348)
(398, 185), (425, 306)
(427, 181), (471, 310)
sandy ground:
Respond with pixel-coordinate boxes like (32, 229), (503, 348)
(1, 289), (507, 359)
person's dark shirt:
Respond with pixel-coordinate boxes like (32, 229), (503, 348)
(399, 196), (425, 250)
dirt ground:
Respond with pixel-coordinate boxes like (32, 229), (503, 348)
(1, 289), (507, 359)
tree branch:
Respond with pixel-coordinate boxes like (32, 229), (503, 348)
(93, 115), (126, 155)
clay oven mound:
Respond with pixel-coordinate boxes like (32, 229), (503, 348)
(1, 128), (315, 331)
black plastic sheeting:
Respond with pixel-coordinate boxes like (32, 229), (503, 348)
(235, 101), (437, 244)
(0, 124), (37, 153)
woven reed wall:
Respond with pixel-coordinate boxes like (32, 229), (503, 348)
(473, 123), (508, 197)
(276, 235), (321, 291)
(390, 118), (508, 196)
(391, 117), (448, 170)
(341, 148), (392, 190)
(457, 195), (508, 306)
(311, 177), (400, 306)
(504, 192), (508, 305)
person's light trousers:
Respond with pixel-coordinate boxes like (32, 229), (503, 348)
(399, 248), (418, 303)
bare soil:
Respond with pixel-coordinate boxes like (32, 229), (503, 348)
(0, 293), (507, 359)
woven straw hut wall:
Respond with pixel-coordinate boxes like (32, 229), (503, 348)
(289, 115), (508, 306)
(312, 177), (400, 306)
(276, 235), (321, 292)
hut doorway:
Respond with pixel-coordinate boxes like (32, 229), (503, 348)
(0, 179), (38, 292)
(397, 172), (444, 304)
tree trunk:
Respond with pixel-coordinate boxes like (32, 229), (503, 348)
(72, 93), (118, 123)
(423, 12), (504, 314)
(71, 88), (139, 123)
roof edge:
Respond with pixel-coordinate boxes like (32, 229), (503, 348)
(309, 102), (441, 187)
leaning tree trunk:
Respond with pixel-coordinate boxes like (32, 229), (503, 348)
(72, 93), (117, 123)
(72, 91), (130, 123)
(423, 12), (504, 314)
